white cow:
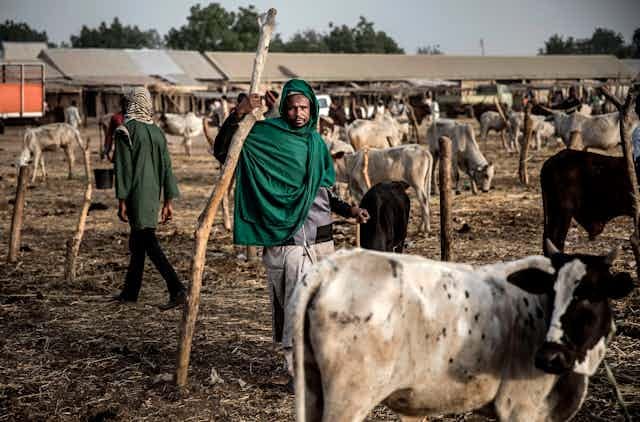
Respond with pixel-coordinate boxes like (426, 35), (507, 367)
(346, 113), (408, 151)
(425, 119), (495, 195)
(548, 111), (620, 151)
(289, 243), (634, 421)
(17, 123), (85, 183)
(508, 112), (558, 151)
(157, 112), (203, 156)
(330, 143), (432, 233)
(479, 111), (509, 150)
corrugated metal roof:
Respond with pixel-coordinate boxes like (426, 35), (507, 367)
(166, 50), (225, 81)
(2, 41), (47, 61)
(205, 52), (635, 83)
(2, 42), (64, 79)
(622, 59), (640, 79)
(41, 48), (221, 88)
(41, 49), (143, 78)
(126, 49), (183, 76)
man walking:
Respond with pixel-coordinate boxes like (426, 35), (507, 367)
(112, 87), (186, 310)
(64, 100), (82, 129)
(214, 79), (369, 383)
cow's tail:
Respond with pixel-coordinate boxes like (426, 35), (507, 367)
(292, 265), (325, 422)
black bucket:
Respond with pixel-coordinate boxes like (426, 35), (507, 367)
(94, 168), (114, 189)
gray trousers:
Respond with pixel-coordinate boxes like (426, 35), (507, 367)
(262, 241), (335, 348)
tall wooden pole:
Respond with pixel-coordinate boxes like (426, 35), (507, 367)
(519, 103), (532, 185)
(618, 85), (640, 280)
(7, 165), (30, 263)
(65, 137), (92, 282)
(439, 136), (453, 261)
(176, 8), (277, 388)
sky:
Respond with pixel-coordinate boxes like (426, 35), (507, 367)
(2, 0), (638, 55)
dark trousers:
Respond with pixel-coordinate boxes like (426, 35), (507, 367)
(121, 228), (184, 300)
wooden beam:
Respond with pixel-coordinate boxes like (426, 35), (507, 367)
(176, 8), (277, 388)
(439, 136), (453, 261)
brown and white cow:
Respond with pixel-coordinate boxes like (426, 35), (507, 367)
(288, 242), (634, 421)
(425, 119), (495, 195)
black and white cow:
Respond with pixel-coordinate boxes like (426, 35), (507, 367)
(288, 241), (634, 421)
(358, 181), (411, 253)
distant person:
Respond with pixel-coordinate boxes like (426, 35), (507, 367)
(64, 100), (82, 129)
(111, 87), (186, 310)
(103, 97), (126, 161)
(375, 99), (385, 117)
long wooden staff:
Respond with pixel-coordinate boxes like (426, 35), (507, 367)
(176, 8), (277, 388)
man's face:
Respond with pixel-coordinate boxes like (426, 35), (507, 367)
(286, 94), (311, 128)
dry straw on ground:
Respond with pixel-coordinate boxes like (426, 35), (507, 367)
(0, 121), (638, 421)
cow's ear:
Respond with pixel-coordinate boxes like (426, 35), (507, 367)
(507, 268), (555, 295)
(604, 272), (636, 299)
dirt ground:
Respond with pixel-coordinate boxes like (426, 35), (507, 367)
(0, 120), (639, 422)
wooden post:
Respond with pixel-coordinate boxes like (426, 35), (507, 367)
(519, 103), (532, 185)
(7, 165), (30, 263)
(356, 148), (372, 248)
(65, 137), (92, 282)
(439, 136), (453, 261)
(176, 8), (277, 388)
(618, 85), (640, 280)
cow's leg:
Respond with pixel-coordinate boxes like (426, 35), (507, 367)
(64, 146), (75, 179)
(40, 154), (47, 181)
(452, 160), (462, 194)
(470, 176), (479, 195)
(543, 212), (571, 254)
(500, 130), (509, 151)
(31, 148), (42, 183)
(535, 131), (542, 150)
(415, 185), (431, 234)
(183, 136), (192, 157)
(430, 152), (440, 196)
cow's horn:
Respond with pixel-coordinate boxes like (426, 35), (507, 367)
(605, 245), (621, 265)
(545, 239), (560, 255)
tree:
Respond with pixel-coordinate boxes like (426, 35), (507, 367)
(417, 44), (443, 55)
(631, 27), (640, 58)
(323, 17), (403, 54)
(70, 17), (162, 48)
(588, 27), (625, 55)
(539, 27), (639, 58)
(0, 20), (50, 44)
(538, 34), (576, 55)
(165, 3), (259, 51)
(280, 30), (328, 53)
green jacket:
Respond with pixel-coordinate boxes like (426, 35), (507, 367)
(114, 119), (179, 230)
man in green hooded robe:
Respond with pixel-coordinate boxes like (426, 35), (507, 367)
(214, 79), (369, 378)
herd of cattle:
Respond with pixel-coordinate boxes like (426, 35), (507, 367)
(11, 100), (637, 421)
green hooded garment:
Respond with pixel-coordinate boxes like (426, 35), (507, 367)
(233, 79), (335, 246)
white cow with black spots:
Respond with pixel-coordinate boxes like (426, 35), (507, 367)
(288, 241), (634, 421)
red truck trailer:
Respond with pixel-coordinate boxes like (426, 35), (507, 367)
(0, 62), (45, 133)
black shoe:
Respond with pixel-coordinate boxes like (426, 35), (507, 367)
(110, 293), (137, 303)
(158, 290), (186, 311)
